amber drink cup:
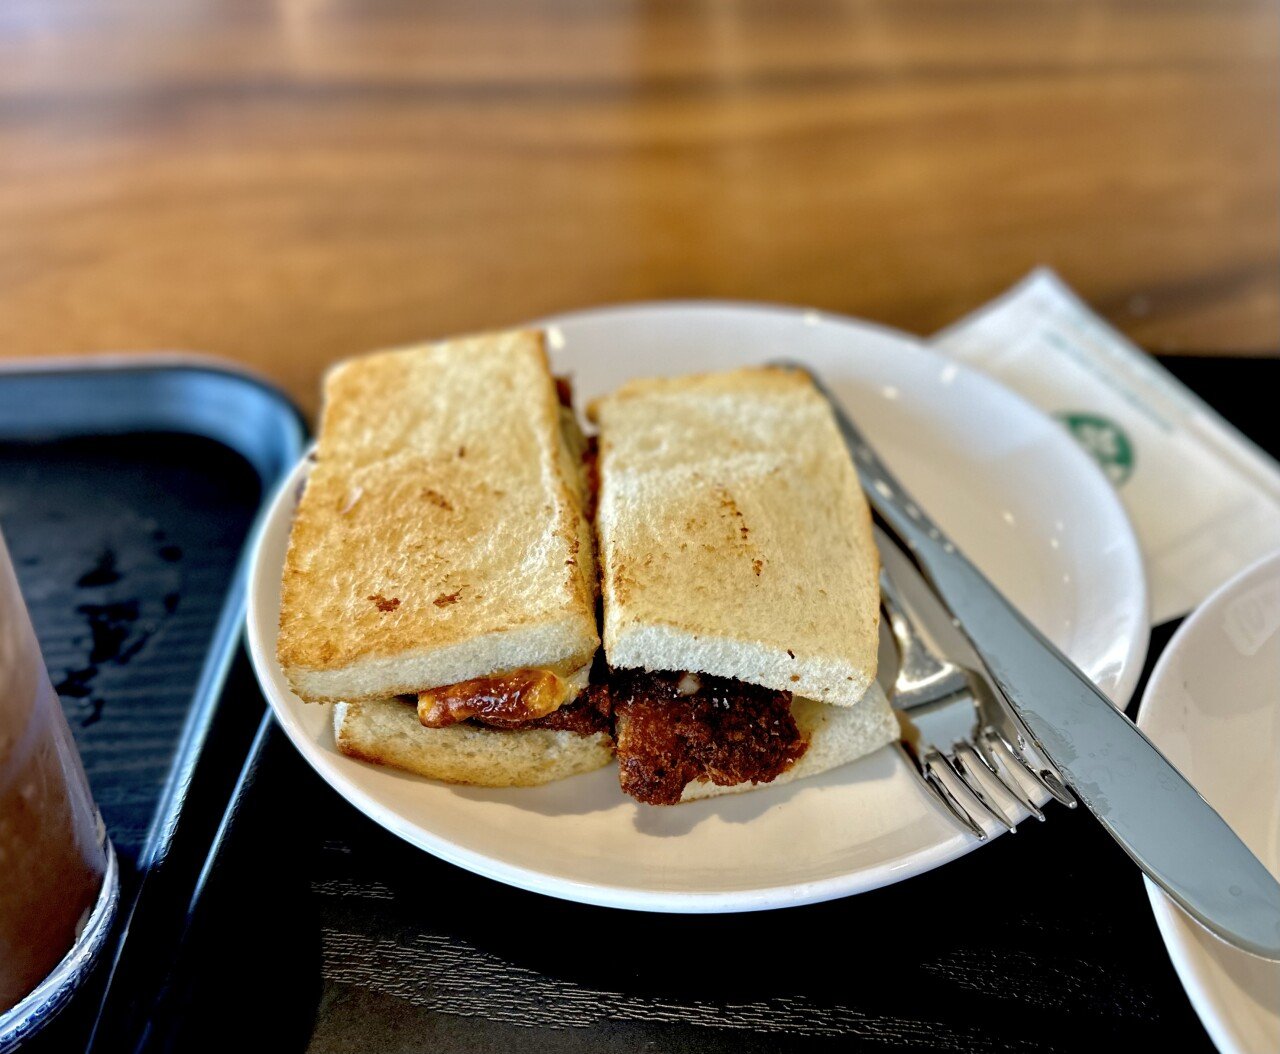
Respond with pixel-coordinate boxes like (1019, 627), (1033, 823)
(0, 530), (118, 1050)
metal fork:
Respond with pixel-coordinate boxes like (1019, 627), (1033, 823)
(879, 553), (1075, 840)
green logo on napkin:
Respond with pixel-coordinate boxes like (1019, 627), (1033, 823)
(1057, 413), (1135, 486)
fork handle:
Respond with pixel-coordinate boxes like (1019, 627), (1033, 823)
(878, 568), (951, 689)
(791, 362), (1280, 961)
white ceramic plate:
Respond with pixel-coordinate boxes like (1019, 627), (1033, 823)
(245, 302), (1149, 912)
(1138, 550), (1280, 1054)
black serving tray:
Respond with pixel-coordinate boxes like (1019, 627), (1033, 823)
(0, 359), (305, 1052)
(8, 355), (1276, 1053)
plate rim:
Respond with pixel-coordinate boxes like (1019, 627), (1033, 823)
(247, 300), (1150, 912)
(1137, 547), (1280, 1054)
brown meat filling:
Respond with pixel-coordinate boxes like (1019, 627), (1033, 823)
(554, 375), (575, 408)
(596, 669), (808, 805)
(581, 436), (600, 522)
(409, 662), (806, 803)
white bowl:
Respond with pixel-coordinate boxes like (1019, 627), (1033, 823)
(1139, 549), (1280, 1054)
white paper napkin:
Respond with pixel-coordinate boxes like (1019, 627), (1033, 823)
(931, 268), (1280, 624)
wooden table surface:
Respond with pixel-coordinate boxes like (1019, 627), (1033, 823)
(1, 0), (1276, 417)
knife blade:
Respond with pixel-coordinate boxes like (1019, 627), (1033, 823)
(789, 361), (1280, 961)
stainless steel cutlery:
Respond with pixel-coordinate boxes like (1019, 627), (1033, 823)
(878, 529), (1074, 839)
(785, 361), (1280, 961)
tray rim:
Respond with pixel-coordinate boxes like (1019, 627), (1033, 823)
(0, 355), (309, 1050)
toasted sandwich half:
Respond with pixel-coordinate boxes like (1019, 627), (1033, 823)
(277, 330), (609, 786)
(587, 367), (898, 804)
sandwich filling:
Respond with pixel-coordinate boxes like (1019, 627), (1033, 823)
(405, 672), (609, 734)
(417, 669), (570, 727)
(591, 669), (809, 805)
(475, 685), (612, 736)
(406, 663), (808, 805)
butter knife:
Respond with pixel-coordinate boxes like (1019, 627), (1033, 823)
(790, 362), (1280, 960)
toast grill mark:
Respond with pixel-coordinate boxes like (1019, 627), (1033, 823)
(432, 591), (461, 607)
(714, 485), (764, 576)
(368, 594), (400, 612)
(717, 488), (750, 541)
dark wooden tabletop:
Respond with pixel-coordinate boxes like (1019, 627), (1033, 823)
(1, 0), (1277, 417)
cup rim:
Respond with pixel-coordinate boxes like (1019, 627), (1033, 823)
(0, 842), (119, 1051)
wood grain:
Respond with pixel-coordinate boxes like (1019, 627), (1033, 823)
(0, 0), (1275, 416)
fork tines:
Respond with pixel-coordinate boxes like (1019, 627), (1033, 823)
(879, 555), (1075, 839)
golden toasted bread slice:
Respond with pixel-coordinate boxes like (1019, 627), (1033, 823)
(278, 329), (598, 704)
(589, 366), (879, 708)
